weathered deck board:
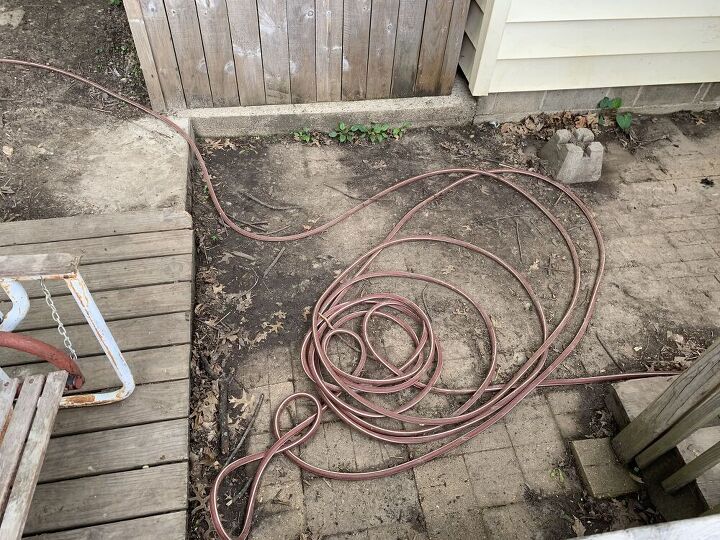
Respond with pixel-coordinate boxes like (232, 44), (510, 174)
(19, 254), (193, 299)
(0, 209), (191, 247)
(0, 210), (193, 537)
(4, 345), (190, 394)
(53, 380), (189, 436)
(40, 419), (188, 483)
(24, 462), (188, 535)
(7, 282), (191, 331)
(0, 229), (194, 264)
(24, 511), (187, 540)
(0, 312), (191, 367)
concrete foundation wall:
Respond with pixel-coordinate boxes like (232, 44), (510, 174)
(179, 78), (720, 137)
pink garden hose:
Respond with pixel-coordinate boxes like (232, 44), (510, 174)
(0, 59), (674, 540)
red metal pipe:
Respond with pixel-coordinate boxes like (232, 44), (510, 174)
(0, 331), (84, 389)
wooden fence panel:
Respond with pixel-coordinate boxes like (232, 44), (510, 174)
(367, 0), (400, 99)
(195, 0), (240, 106)
(137, 0), (186, 109)
(287, 0), (317, 103)
(391, 0), (427, 98)
(257, 0), (292, 104)
(164, 0), (213, 107)
(415, 0), (455, 95)
(315, 0), (343, 102)
(127, 0), (467, 109)
(341, 0), (372, 101)
(227, 0), (266, 105)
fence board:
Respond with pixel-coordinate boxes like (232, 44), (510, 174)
(391, 0), (427, 97)
(227, 0), (266, 105)
(613, 338), (720, 463)
(138, 0), (186, 109)
(315, 0), (343, 102)
(663, 438), (720, 494)
(257, 0), (292, 104)
(287, 0), (317, 103)
(367, 0), (400, 99)
(195, 0), (240, 106)
(124, 0), (167, 110)
(164, 0), (213, 107)
(342, 0), (372, 101)
(415, 0), (454, 95)
(439, 0), (470, 94)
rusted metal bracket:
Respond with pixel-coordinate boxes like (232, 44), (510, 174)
(0, 253), (135, 407)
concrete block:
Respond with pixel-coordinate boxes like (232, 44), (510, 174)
(606, 86), (642, 108)
(570, 438), (639, 498)
(181, 77), (476, 137)
(606, 376), (675, 427)
(700, 82), (720, 103)
(482, 503), (537, 540)
(635, 83), (703, 107)
(540, 128), (604, 184)
(464, 448), (526, 507)
(541, 87), (609, 112)
(505, 394), (562, 446)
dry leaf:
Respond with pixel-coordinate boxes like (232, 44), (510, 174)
(2, 145), (13, 158)
(572, 516), (586, 537)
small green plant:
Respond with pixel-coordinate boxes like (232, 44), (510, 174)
(366, 123), (390, 143)
(293, 127), (314, 143)
(597, 96), (632, 132)
(109, 0), (122, 6)
(328, 122), (358, 143)
(391, 122), (410, 139)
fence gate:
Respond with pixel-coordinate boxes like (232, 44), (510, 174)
(124, 0), (471, 111)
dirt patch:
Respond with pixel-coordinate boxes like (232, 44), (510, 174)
(1, 0), (151, 220)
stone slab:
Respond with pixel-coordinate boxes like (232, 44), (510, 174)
(570, 438), (639, 498)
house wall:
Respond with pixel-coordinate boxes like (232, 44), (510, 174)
(460, 0), (720, 99)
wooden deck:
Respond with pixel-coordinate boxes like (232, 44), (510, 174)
(0, 209), (193, 538)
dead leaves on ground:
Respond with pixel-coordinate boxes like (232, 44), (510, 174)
(500, 112), (600, 140)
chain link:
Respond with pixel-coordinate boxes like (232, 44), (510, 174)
(40, 278), (78, 361)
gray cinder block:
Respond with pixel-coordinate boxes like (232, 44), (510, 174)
(540, 128), (604, 184)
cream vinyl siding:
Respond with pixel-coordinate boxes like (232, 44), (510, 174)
(460, 0), (720, 96)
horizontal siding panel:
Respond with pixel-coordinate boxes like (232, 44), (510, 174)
(507, 0), (720, 23)
(489, 51), (720, 93)
(498, 18), (720, 59)
(459, 34), (476, 77)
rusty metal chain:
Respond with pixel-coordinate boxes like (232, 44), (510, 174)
(40, 278), (78, 361)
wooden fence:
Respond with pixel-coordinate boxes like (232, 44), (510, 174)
(613, 338), (720, 515)
(124, 0), (471, 111)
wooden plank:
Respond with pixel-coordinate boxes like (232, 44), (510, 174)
(0, 378), (19, 438)
(664, 438), (720, 494)
(53, 380), (189, 436)
(0, 372), (65, 540)
(19, 255), (193, 299)
(414, 0), (454, 95)
(315, 0), (343, 102)
(0, 375), (44, 513)
(439, 0), (471, 94)
(506, 0), (720, 23)
(24, 512), (187, 540)
(0, 253), (76, 280)
(227, 0), (267, 105)
(341, 0), (372, 101)
(40, 419), (188, 483)
(5, 345), (190, 394)
(366, 0), (400, 99)
(138, 0), (187, 110)
(164, 0), (214, 107)
(123, 0), (167, 111)
(0, 229), (194, 265)
(488, 51), (720, 93)
(613, 338), (720, 463)
(0, 209), (191, 248)
(257, 0), (292, 104)
(498, 18), (720, 60)
(23, 462), (188, 535)
(391, 0), (427, 98)
(636, 387), (720, 468)
(7, 282), (192, 332)
(0, 312), (192, 367)
(287, 0), (317, 103)
(195, 0), (240, 106)
(677, 427), (720, 508)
